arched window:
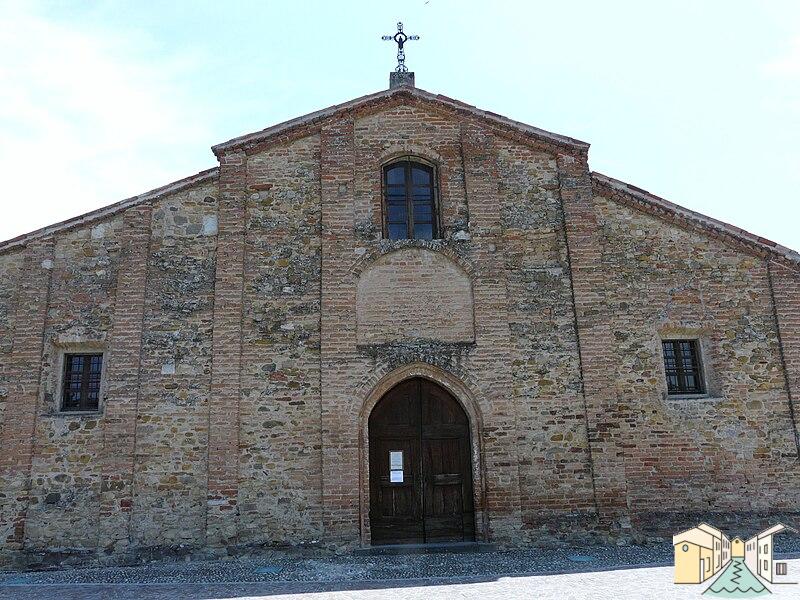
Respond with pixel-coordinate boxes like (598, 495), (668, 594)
(383, 160), (438, 240)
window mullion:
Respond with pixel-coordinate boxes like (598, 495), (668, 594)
(673, 341), (685, 392)
(82, 356), (92, 411)
(382, 169), (388, 238)
(406, 162), (413, 239)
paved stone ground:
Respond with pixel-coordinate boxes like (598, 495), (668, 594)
(1, 548), (799, 599)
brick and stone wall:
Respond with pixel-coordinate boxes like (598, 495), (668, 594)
(592, 195), (800, 536)
(1, 88), (799, 568)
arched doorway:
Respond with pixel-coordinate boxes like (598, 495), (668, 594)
(368, 377), (475, 544)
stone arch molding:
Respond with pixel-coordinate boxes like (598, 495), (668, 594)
(355, 245), (475, 345)
(357, 362), (488, 545)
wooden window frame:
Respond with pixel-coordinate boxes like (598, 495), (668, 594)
(61, 352), (104, 412)
(381, 159), (440, 241)
(662, 339), (706, 395)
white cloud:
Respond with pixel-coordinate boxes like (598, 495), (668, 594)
(0, 3), (212, 242)
(764, 36), (800, 77)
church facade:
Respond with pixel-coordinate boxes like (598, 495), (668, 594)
(1, 76), (800, 568)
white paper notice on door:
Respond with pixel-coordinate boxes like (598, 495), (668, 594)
(389, 451), (403, 471)
(390, 470), (404, 483)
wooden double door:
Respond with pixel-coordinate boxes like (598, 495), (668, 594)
(368, 378), (475, 545)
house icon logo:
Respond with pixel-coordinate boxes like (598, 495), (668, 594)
(673, 523), (797, 597)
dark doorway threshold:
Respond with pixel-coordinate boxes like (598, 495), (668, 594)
(354, 542), (497, 556)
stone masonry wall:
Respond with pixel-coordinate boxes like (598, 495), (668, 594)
(130, 182), (217, 551)
(331, 103), (586, 545)
(238, 135), (323, 546)
(496, 142), (595, 540)
(24, 215), (123, 552)
(0, 179), (219, 568)
(594, 195), (800, 535)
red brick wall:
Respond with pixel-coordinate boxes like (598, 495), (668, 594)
(770, 261), (800, 457)
(206, 150), (246, 548)
(0, 239), (54, 553)
(96, 204), (152, 558)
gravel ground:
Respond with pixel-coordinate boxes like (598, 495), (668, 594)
(0, 544), (680, 585)
(2, 561), (800, 600)
(1, 541), (799, 589)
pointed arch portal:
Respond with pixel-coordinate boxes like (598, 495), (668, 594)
(368, 377), (476, 544)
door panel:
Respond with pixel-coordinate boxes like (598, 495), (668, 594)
(368, 378), (474, 545)
(422, 437), (468, 541)
(370, 436), (422, 543)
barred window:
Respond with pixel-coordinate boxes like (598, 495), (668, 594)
(662, 340), (705, 395)
(62, 353), (103, 411)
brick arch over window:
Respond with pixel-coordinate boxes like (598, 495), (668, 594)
(379, 144), (446, 167)
(357, 362), (488, 545)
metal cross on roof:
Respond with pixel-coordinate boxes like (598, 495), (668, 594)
(382, 22), (419, 73)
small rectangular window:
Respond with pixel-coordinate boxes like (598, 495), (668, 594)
(62, 353), (103, 412)
(776, 562), (787, 576)
(662, 339), (705, 395)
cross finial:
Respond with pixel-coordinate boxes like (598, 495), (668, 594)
(381, 22), (420, 73)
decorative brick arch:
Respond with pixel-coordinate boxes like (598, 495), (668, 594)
(356, 362), (488, 545)
(378, 144), (445, 168)
(350, 239), (476, 279)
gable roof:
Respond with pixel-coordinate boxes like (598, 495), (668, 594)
(0, 167), (218, 255)
(211, 85), (590, 157)
(757, 524), (797, 538)
(592, 172), (800, 270)
(0, 84), (797, 271)
(672, 525), (716, 548)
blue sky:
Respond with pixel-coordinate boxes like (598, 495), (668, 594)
(1, 1), (799, 249)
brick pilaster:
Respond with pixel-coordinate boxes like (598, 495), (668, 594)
(768, 261), (800, 457)
(460, 123), (522, 541)
(557, 153), (630, 530)
(206, 151), (246, 547)
(0, 238), (54, 550)
(319, 117), (361, 544)
(97, 204), (152, 556)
